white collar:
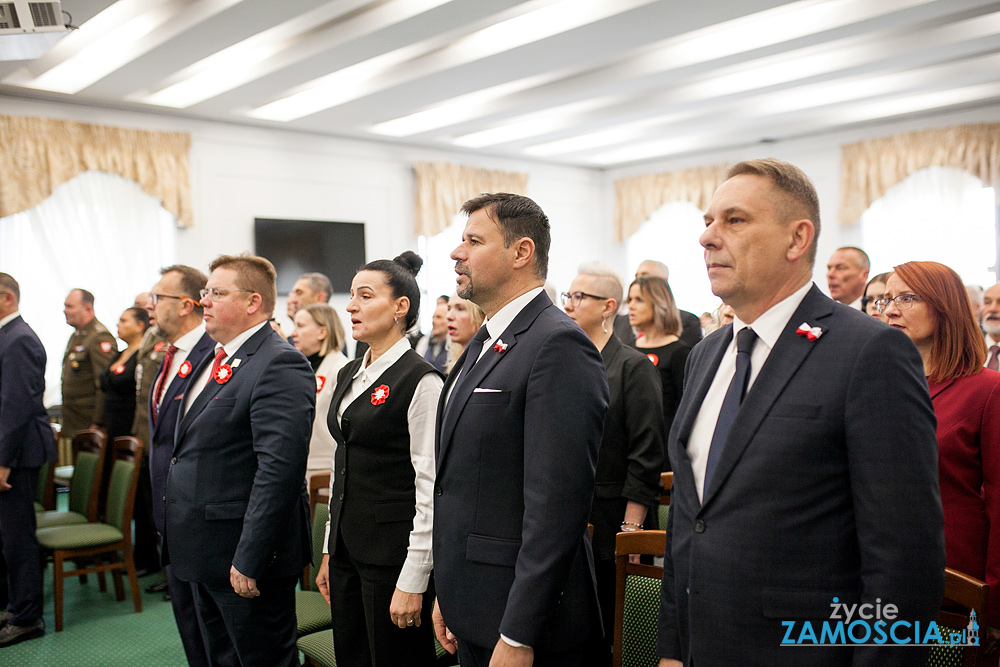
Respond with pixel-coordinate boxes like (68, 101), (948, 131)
(484, 287), (546, 341)
(731, 281), (813, 351)
(0, 311), (19, 330)
(172, 322), (206, 352)
(353, 336), (411, 381)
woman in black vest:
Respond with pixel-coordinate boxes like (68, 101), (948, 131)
(315, 251), (443, 667)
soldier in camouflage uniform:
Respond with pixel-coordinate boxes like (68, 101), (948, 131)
(60, 289), (116, 464)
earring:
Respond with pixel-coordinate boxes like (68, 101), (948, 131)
(601, 316), (609, 334)
(394, 316), (398, 324)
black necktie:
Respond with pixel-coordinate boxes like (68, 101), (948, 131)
(704, 327), (758, 490)
(444, 325), (491, 422)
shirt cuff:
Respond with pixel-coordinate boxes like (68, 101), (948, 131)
(395, 555), (431, 593)
(500, 634), (530, 648)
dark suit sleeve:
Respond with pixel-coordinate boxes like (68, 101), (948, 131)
(619, 354), (664, 507)
(846, 327), (944, 666)
(499, 325), (609, 646)
(978, 378), (1000, 624)
(231, 346), (316, 579)
(0, 332), (46, 467)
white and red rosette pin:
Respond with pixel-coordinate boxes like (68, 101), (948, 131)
(178, 360), (192, 378)
(214, 363), (234, 384)
(796, 322), (823, 341)
(100, 341), (113, 353)
(494, 339), (508, 354)
(113, 364), (125, 375)
(646, 353), (659, 365)
(316, 376), (326, 393)
(371, 384), (389, 405)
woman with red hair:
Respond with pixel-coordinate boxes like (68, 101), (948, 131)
(879, 261), (1000, 634)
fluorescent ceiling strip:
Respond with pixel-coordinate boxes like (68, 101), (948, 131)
(450, 99), (606, 147)
(3, 0), (245, 94)
(584, 81), (1000, 166)
(133, 0), (450, 109)
(247, 0), (658, 122)
(371, 0), (934, 139)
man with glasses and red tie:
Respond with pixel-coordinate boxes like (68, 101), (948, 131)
(164, 254), (314, 667)
(146, 264), (215, 667)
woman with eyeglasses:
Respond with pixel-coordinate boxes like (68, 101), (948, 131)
(444, 294), (485, 374)
(861, 271), (890, 318)
(627, 275), (690, 471)
(291, 303), (348, 481)
(562, 262), (664, 667)
(314, 252), (442, 667)
(880, 261), (1000, 634)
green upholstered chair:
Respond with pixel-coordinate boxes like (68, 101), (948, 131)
(36, 436), (144, 631)
(926, 568), (989, 667)
(34, 459), (55, 513)
(656, 472), (672, 530)
(35, 429), (105, 529)
(298, 629), (458, 667)
(613, 530), (666, 667)
(298, 472), (333, 637)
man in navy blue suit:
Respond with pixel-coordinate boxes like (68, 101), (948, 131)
(0, 273), (57, 647)
(432, 194), (609, 667)
(656, 159), (944, 666)
(147, 264), (215, 666)
(164, 254), (314, 667)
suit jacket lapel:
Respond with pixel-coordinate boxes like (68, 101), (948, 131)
(437, 292), (548, 466)
(701, 286), (834, 505)
(151, 332), (213, 442)
(327, 358), (363, 443)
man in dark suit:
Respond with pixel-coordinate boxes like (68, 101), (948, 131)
(0, 273), (57, 647)
(147, 265), (214, 666)
(657, 159), (945, 666)
(432, 193), (609, 667)
(164, 254), (314, 667)
(613, 260), (702, 348)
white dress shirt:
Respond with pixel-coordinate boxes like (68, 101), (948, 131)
(155, 322), (206, 411)
(323, 336), (443, 594)
(184, 321), (269, 415)
(0, 311), (19, 330)
(686, 281), (813, 501)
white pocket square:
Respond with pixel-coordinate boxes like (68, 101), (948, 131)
(473, 388), (502, 393)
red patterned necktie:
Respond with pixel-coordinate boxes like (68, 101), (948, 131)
(151, 344), (178, 424)
(210, 347), (228, 380)
(989, 345), (999, 372)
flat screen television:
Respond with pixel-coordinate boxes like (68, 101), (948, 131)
(254, 218), (366, 295)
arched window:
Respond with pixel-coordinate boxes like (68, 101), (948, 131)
(861, 167), (997, 286)
(0, 171), (177, 406)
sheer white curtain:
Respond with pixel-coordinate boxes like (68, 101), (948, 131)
(625, 201), (719, 317)
(861, 167), (997, 286)
(0, 171), (177, 406)
(416, 212), (466, 333)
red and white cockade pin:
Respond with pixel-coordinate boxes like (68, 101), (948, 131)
(796, 322), (823, 341)
(370, 384), (389, 405)
(113, 364), (125, 375)
(214, 363), (234, 384)
(178, 360), (192, 378)
(100, 341), (113, 353)
(646, 353), (659, 365)
(494, 339), (508, 354)
(316, 376), (326, 393)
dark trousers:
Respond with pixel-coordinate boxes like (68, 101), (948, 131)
(0, 467), (43, 625)
(192, 575), (298, 667)
(458, 639), (584, 667)
(580, 558), (614, 667)
(328, 532), (436, 667)
(165, 564), (211, 667)
(132, 458), (159, 572)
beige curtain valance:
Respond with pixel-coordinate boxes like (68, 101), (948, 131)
(413, 162), (529, 237)
(840, 123), (1000, 225)
(0, 115), (192, 227)
(613, 164), (730, 243)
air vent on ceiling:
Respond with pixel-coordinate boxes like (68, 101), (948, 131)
(0, 0), (62, 35)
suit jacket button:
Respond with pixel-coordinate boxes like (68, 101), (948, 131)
(339, 493), (344, 501)
(340, 468), (346, 475)
(694, 519), (705, 533)
(171, 457), (177, 464)
(435, 486), (442, 496)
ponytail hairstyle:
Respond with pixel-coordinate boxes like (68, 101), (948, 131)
(359, 251), (423, 331)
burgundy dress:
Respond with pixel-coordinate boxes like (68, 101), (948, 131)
(928, 368), (1000, 624)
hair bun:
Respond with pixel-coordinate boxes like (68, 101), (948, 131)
(394, 251), (423, 277)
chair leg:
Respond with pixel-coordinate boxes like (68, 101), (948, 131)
(112, 565), (125, 602)
(123, 544), (142, 613)
(53, 551), (65, 632)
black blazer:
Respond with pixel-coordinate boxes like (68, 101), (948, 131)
(163, 325), (315, 585)
(658, 285), (945, 666)
(590, 334), (664, 558)
(433, 292), (609, 652)
(147, 330), (214, 536)
(0, 316), (57, 469)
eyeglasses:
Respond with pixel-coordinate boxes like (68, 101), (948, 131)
(151, 293), (194, 306)
(560, 291), (611, 307)
(875, 294), (922, 314)
(199, 287), (254, 302)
